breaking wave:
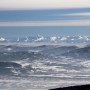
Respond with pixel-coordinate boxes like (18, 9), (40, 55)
(0, 42), (90, 90)
(0, 35), (90, 44)
(0, 44), (90, 77)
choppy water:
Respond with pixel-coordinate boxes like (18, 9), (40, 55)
(0, 36), (90, 90)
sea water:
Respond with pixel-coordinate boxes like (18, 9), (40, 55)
(0, 36), (90, 90)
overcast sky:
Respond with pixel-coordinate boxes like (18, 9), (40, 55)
(0, 0), (90, 10)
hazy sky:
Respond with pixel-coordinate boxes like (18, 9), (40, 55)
(0, 0), (90, 10)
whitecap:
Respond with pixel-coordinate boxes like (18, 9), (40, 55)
(60, 37), (67, 41)
(24, 36), (29, 42)
(78, 36), (83, 39)
(50, 36), (57, 42)
(0, 37), (6, 41)
(35, 35), (44, 42)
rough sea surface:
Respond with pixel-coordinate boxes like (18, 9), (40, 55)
(0, 36), (90, 90)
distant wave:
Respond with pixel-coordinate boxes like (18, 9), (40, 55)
(0, 35), (90, 44)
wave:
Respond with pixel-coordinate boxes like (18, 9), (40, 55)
(0, 44), (90, 60)
(0, 44), (90, 76)
(0, 35), (90, 44)
(62, 45), (90, 59)
(0, 61), (21, 68)
(0, 61), (35, 76)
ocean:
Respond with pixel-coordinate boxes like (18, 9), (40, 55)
(0, 35), (90, 90)
(0, 7), (90, 90)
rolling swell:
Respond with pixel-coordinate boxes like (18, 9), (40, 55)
(0, 61), (34, 76)
(62, 45), (90, 59)
(41, 45), (90, 59)
(0, 44), (90, 76)
(0, 44), (90, 59)
(0, 51), (43, 61)
(0, 61), (21, 68)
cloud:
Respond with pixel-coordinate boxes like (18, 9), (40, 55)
(59, 12), (90, 16)
(0, 0), (90, 10)
(0, 20), (90, 26)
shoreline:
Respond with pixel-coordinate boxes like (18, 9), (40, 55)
(50, 84), (90, 90)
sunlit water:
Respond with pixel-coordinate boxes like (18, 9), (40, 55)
(0, 36), (90, 90)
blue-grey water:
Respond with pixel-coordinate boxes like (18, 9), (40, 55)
(0, 36), (90, 90)
(0, 6), (90, 90)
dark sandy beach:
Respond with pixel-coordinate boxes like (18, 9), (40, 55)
(50, 84), (90, 90)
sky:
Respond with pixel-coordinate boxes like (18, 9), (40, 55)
(0, 0), (90, 10)
(0, 0), (90, 37)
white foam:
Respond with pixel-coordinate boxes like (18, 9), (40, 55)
(84, 36), (90, 41)
(13, 58), (30, 68)
(11, 67), (21, 75)
(0, 37), (6, 41)
(80, 61), (90, 68)
(17, 37), (20, 42)
(78, 36), (83, 39)
(6, 48), (13, 51)
(50, 36), (57, 42)
(35, 36), (44, 42)
(71, 39), (74, 41)
(60, 37), (67, 41)
(24, 36), (29, 42)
